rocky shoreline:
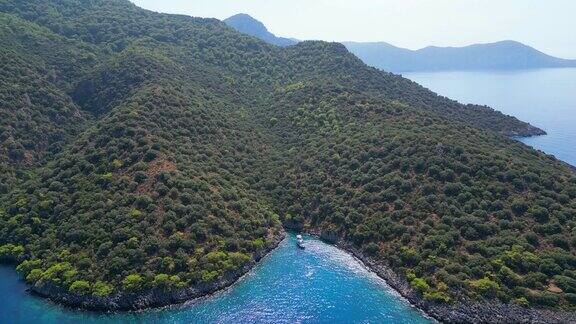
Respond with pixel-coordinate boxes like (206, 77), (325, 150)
(320, 236), (576, 323)
(29, 232), (286, 311)
(302, 226), (575, 323)
(334, 240), (575, 323)
(16, 229), (576, 322)
(504, 124), (547, 138)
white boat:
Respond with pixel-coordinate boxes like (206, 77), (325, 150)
(296, 234), (305, 249)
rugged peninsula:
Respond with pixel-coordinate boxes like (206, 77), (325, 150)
(0, 0), (574, 321)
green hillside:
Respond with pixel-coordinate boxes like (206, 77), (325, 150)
(0, 0), (574, 311)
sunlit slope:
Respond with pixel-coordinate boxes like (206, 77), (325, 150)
(0, 0), (573, 310)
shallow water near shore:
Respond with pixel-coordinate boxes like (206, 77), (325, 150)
(405, 68), (576, 166)
(0, 234), (431, 323)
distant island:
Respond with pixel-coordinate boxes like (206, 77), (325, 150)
(224, 13), (576, 72)
(343, 41), (576, 72)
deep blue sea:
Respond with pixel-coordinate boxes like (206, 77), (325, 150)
(0, 234), (430, 323)
(405, 68), (576, 166)
(2, 68), (574, 323)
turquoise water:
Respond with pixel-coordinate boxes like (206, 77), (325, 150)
(0, 234), (430, 323)
(405, 68), (576, 166)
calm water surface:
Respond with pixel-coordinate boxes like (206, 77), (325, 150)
(0, 234), (430, 323)
(405, 68), (576, 166)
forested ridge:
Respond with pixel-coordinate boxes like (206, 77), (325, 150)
(0, 0), (574, 311)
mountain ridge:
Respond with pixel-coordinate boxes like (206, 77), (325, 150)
(224, 13), (297, 47)
(223, 13), (576, 72)
(345, 40), (576, 72)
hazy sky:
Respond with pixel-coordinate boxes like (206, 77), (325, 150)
(131, 0), (576, 58)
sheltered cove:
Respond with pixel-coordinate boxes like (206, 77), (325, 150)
(16, 230), (575, 323)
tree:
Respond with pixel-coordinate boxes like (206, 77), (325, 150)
(122, 274), (144, 291)
(69, 280), (91, 295)
(468, 277), (500, 297)
(529, 206), (550, 223)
